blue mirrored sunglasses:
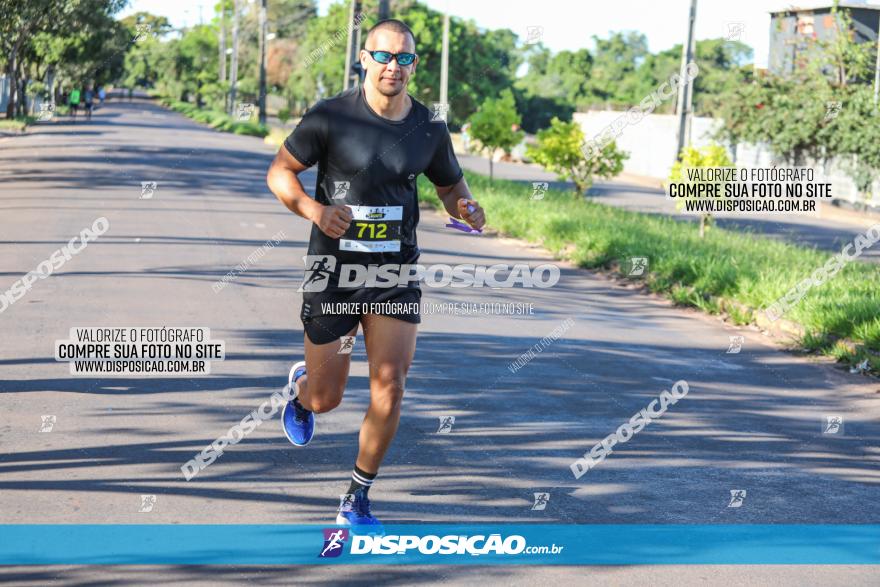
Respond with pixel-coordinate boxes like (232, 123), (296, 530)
(368, 50), (416, 66)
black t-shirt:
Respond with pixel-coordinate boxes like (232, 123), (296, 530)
(284, 86), (463, 292)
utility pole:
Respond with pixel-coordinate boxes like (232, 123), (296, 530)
(219, 2), (227, 110)
(874, 24), (880, 105)
(440, 12), (449, 107)
(675, 0), (697, 161)
(379, 0), (389, 20)
(228, 0), (240, 116)
(258, 0), (268, 124)
(343, 0), (363, 90)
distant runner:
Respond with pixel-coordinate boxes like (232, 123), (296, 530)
(83, 87), (95, 121)
(69, 88), (81, 121)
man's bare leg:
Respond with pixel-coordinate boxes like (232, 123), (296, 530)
(295, 323), (358, 413)
(356, 314), (418, 473)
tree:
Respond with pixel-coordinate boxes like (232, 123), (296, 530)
(120, 13), (174, 93)
(668, 143), (734, 238)
(527, 117), (627, 196)
(467, 89), (523, 181)
(714, 0), (880, 201)
(0, 0), (126, 117)
(585, 31), (649, 106)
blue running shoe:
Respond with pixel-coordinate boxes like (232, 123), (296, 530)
(282, 361), (314, 446)
(335, 488), (384, 534)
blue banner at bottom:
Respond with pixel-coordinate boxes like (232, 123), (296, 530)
(1, 525), (878, 565)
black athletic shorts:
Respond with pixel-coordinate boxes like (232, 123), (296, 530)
(301, 288), (421, 345)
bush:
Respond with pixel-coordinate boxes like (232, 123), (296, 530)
(668, 143), (734, 237)
(158, 96), (268, 137)
(527, 117), (628, 195)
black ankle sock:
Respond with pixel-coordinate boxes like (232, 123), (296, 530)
(346, 465), (377, 495)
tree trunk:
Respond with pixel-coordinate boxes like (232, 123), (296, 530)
(16, 61), (27, 117)
(228, 0), (240, 116)
(19, 79), (28, 116)
(489, 154), (494, 183)
(5, 51), (17, 119)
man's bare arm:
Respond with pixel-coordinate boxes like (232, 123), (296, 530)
(266, 148), (353, 239)
(435, 176), (485, 230)
(266, 147), (324, 221)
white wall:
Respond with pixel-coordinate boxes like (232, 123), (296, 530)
(574, 110), (880, 207)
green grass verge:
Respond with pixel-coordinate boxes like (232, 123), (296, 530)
(0, 116), (36, 132)
(418, 170), (880, 372)
(157, 96), (268, 138)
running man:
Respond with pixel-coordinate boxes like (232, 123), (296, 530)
(266, 18), (485, 532)
(83, 87), (95, 121)
(68, 87), (81, 121)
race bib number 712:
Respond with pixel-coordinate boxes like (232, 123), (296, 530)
(339, 205), (402, 253)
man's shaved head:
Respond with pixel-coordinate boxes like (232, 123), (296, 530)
(360, 18), (418, 98)
(365, 19), (416, 50)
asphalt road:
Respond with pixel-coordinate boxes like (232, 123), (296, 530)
(1, 97), (879, 584)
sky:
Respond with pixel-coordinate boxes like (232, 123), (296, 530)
(120, 0), (816, 69)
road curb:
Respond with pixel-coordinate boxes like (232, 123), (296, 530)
(422, 201), (876, 378)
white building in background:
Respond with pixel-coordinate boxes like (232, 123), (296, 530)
(573, 110), (880, 212)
